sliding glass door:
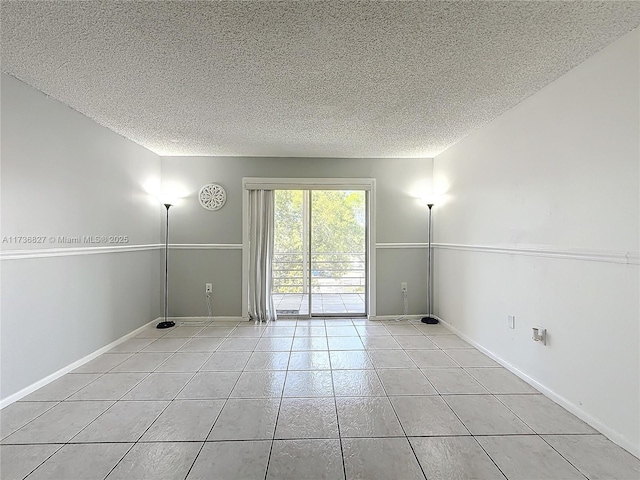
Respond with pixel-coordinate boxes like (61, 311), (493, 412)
(272, 190), (307, 315)
(309, 190), (366, 316)
(273, 189), (367, 317)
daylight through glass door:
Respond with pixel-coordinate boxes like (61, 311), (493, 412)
(273, 189), (366, 317)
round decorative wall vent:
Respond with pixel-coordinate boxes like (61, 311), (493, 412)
(198, 183), (227, 211)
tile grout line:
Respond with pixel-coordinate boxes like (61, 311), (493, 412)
(370, 321), (509, 479)
(328, 343), (349, 480)
(182, 354), (246, 480)
(13, 443), (66, 480)
(91, 321), (232, 480)
(536, 434), (591, 479)
(470, 436), (510, 480)
(84, 346), (206, 479)
(387, 323), (447, 477)
(0, 401), (62, 441)
(372, 346), (429, 480)
(262, 349), (288, 480)
(100, 441), (137, 480)
(437, 393), (509, 480)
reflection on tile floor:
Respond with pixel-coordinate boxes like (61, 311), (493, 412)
(273, 293), (365, 315)
(1, 318), (639, 480)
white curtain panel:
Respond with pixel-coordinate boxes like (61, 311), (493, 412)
(248, 189), (278, 322)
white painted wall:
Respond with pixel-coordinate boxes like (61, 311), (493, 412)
(161, 156), (433, 317)
(0, 74), (163, 400)
(433, 28), (639, 455)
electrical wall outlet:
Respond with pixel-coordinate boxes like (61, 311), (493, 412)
(401, 282), (407, 292)
(532, 326), (546, 345)
(205, 283), (212, 293)
(508, 315), (515, 329)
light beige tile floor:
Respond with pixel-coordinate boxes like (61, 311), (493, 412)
(1, 317), (639, 480)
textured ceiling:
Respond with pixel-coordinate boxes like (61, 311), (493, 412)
(2, 1), (639, 158)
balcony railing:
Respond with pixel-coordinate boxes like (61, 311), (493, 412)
(273, 252), (365, 294)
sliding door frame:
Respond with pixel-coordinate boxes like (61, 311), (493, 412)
(242, 177), (376, 319)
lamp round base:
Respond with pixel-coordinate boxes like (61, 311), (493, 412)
(156, 321), (176, 329)
(421, 316), (439, 324)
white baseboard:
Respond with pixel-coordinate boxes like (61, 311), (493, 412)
(1, 315), (249, 409)
(439, 317), (640, 459)
(369, 314), (427, 321)
(164, 316), (245, 323)
(0, 317), (160, 409)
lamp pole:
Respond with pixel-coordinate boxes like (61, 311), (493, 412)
(422, 203), (438, 324)
(157, 203), (175, 329)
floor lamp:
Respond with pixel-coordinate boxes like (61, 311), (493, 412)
(421, 202), (438, 324)
(157, 203), (175, 329)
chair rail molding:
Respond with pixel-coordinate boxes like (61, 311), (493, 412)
(375, 242), (639, 265)
(0, 244), (162, 260)
(169, 243), (243, 250)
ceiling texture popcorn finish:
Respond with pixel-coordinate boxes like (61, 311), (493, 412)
(2, 1), (639, 158)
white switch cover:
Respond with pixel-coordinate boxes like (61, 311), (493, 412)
(508, 315), (515, 329)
